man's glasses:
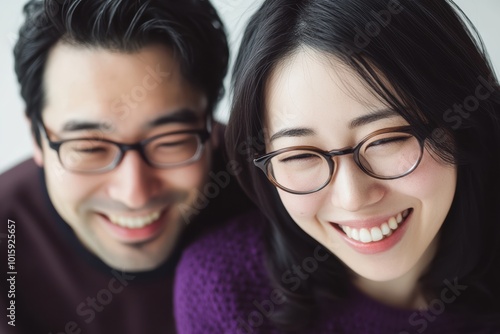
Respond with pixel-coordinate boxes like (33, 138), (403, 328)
(254, 126), (425, 195)
(38, 121), (210, 174)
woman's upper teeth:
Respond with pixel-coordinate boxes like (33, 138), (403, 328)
(340, 209), (409, 243)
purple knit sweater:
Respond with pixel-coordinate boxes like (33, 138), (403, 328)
(174, 210), (499, 333)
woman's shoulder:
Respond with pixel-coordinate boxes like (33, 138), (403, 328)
(178, 209), (268, 267)
(174, 210), (277, 332)
(175, 209), (269, 288)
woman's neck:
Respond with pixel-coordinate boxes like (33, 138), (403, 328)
(352, 237), (438, 310)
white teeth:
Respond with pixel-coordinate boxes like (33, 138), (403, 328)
(108, 211), (161, 229)
(351, 229), (360, 241)
(342, 226), (352, 238)
(388, 217), (398, 230)
(359, 229), (372, 243)
(370, 227), (383, 242)
(381, 223), (391, 236)
(338, 209), (410, 243)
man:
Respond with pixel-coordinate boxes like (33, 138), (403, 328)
(0, 0), (251, 332)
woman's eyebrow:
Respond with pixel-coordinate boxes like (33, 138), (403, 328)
(270, 127), (316, 143)
(270, 109), (399, 142)
(348, 108), (399, 129)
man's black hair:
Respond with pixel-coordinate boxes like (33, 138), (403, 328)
(14, 0), (229, 145)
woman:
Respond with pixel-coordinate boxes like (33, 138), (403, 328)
(175, 0), (500, 332)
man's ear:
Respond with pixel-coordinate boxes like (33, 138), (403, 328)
(26, 116), (44, 167)
(210, 121), (223, 150)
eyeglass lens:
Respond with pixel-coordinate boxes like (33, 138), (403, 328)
(58, 133), (202, 172)
(266, 131), (421, 193)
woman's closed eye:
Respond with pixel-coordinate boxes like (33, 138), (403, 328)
(367, 135), (412, 148)
(278, 152), (320, 163)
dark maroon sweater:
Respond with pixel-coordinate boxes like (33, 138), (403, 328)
(0, 158), (253, 334)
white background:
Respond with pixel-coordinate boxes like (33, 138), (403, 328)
(1, 0), (499, 173)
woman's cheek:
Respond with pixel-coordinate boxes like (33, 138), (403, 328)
(277, 189), (324, 220)
(400, 151), (456, 199)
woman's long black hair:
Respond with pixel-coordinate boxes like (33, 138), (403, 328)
(227, 0), (500, 330)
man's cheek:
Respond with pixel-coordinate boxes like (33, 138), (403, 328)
(42, 152), (70, 183)
(169, 163), (209, 189)
(46, 173), (96, 214)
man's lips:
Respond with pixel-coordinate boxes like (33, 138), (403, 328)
(97, 208), (170, 243)
(106, 210), (163, 229)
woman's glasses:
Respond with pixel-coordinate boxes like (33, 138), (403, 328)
(254, 126), (425, 195)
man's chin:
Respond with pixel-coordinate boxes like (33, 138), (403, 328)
(98, 242), (175, 272)
(70, 204), (186, 271)
(106, 256), (168, 272)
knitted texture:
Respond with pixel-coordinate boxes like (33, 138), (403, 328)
(174, 210), (500, 334)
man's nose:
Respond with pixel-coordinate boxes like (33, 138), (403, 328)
(107, 150), (161, 209)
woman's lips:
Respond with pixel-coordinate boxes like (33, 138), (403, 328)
(335, 209), (411, 243)
(331, 208), (413, 254)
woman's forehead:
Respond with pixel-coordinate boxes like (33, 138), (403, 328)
(264, 49), (392, 130)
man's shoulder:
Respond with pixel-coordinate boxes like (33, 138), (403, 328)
(0, 158), (53, 245)
(0, 158), (40, 190)
(0, 159), (44, 212)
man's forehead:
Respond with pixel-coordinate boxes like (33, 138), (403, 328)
(40, 42), (209, 135)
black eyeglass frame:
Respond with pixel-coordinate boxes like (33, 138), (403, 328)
(253, 126), (425, 195)
(38, 121), (211, 174)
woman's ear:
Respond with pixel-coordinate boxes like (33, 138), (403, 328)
(26, 116), (43, 167)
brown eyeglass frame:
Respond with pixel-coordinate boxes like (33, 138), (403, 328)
(253, 126), (425, 195)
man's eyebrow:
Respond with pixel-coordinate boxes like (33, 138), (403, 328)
(60, 109), (202, 133)
(348, 108), (399, 129)
(270, 128), (316, 143)
(61, 121), (112, 132)
(147, 109), (201, 128)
